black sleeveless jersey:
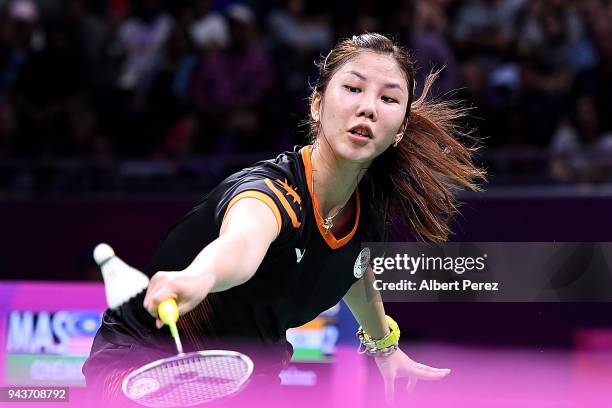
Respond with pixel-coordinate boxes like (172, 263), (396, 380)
(110, 145), (384, 368)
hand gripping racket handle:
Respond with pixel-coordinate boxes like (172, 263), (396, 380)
(158, 298), (184, 354)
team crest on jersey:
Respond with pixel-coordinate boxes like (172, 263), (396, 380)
(353, 247), (370, 278)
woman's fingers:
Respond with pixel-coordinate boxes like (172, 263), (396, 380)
(178, 303), (201, 318)
(382, 367), (446, 403)
(143, 269), (212, 329)
(406, 376), (418, 393)
(409, 363), (451, 380)
(414, 363), (451, 373)
(143, 272), (177, 322)
(382, 373), (395, 405)
(144, 288), (170, 319)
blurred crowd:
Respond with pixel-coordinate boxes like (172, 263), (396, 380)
(0, 0), (611, 183)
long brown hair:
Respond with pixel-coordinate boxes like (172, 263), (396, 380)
(307, 33), (486, 242)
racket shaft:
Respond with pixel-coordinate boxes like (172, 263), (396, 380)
(158, 298), (184, 354)
(169, 321), (183, 354)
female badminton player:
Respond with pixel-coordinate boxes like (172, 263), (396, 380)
(84, 33), (485, 405)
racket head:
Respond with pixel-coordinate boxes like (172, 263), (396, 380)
(122, 350), (254, 407)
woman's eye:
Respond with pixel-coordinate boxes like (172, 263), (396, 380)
(344, 85), (361, 93)
(382, 96), (399, 104)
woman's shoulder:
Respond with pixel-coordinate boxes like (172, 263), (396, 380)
(253, 146), (306, 177)
(223, 146), (307, 194)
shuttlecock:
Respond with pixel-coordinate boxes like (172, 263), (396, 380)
(93, 243), (150, 309)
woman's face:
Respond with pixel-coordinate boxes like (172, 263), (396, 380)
(313, 51), (409, 165)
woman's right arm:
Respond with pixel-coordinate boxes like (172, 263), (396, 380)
(143, 197), (279, 327)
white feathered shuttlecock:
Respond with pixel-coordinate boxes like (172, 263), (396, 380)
(93, 243), (150, 309)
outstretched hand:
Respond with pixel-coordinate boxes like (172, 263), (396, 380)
(374, 348), (450, 404)
(143, 269), (215, 328)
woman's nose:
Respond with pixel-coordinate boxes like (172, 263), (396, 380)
(356, 95), (377, 121)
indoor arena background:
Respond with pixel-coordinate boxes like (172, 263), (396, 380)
(0, 0), (611, 407)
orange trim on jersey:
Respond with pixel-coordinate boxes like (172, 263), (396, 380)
(295, 317), (331, 330)
(300, 145), (361, 249)
(264, 178), (301, 228)
(223, 191), (282, 236)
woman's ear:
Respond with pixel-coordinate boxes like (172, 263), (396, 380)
(398, 119), (409, 136)
(311, 92), (322, 122)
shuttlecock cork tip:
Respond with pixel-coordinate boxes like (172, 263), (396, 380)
(93, 243), (115, 266)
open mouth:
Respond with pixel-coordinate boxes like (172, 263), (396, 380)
(348, 125), (373, 139)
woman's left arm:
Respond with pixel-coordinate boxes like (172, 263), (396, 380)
(343, 266), (451, 403)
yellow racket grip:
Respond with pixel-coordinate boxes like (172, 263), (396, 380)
(158, 298), (180, 339)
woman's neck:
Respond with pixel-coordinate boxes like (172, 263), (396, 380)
(310, 143), (368, 217)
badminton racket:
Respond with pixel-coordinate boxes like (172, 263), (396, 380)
(92, 244), (254, 407)
(121, 300), (253, 407)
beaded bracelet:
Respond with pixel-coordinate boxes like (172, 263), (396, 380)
(357, 315), (400, 357)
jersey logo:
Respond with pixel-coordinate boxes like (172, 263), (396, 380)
(276, 178), (302, 207)
(295, 248), (306, 263)
(354, 247), (370, 278)
(264, 179), (302, 228)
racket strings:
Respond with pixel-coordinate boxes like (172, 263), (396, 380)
(124, 353), (252, 407)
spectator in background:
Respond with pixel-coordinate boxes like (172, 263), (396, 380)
(512, 0), (597, 147)
(550, 95), (612, 183)
(391, 0), (459, 97)
(451, 0), (526, 145)
(156, 113), (198, 159)
(0, 0), (609, 188)
(13, 18), (88, 156)
(551, 4), (612, 183)
(513, 54), (567, 146)
(0, 0), (40, 157)
(572, 13), (612, 135)
(63, 0), (111, 83)
(103, 0), (173, 155)
(456, 58), (504, 144)
(267, 0), (332, 54)
(107, 0), (129, 21)
(452, 0), (524, 60)
(516, 0), (596, 72)
(193, 4), (273, 153)
(27, 0), (62, 19)
(65, 96), (106, 158)
(111, 0), (173, 92)
(414, 0), (453, 35)
(139, 25), (199, 158)
(266, 0), (333, 149)
(190, 0), (229, 51)
(138, 25), (198, 120)
(0, 0), (39, 96)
